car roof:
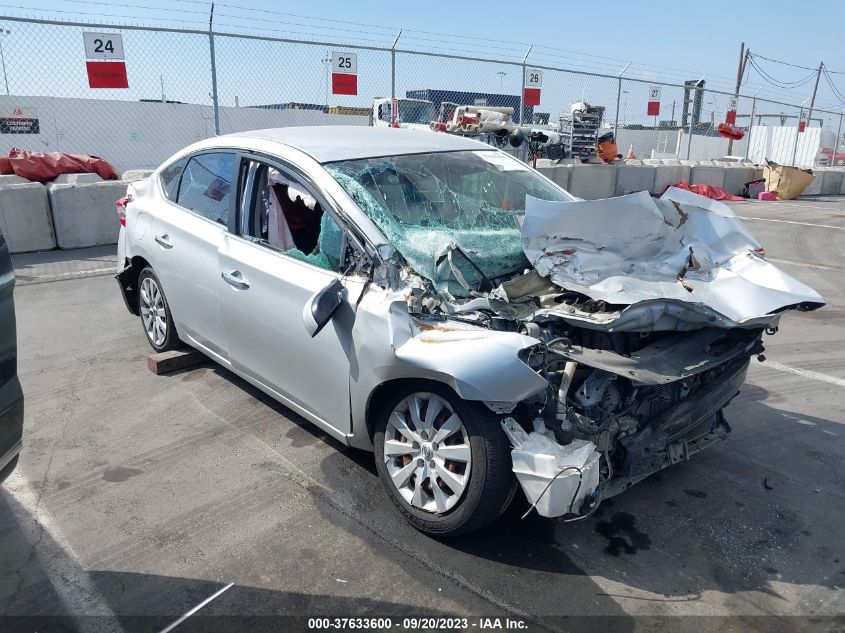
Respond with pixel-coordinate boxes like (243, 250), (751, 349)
(215, 126), (494, 163)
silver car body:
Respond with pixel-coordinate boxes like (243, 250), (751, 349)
(118, 127), (822, 519)
(118, 128), (548, 449)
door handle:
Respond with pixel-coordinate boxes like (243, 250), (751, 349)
(154, 233), (173, 249)
(221, 270), (249, 289)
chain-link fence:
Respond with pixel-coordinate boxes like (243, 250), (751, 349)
(0, 14), (842, 173)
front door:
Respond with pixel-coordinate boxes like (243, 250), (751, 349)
(218, 157), (364, 438)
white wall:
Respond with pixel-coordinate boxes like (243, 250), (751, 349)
(615, 127), (747, 161)
(746, 125), (822, 168)
(0, 95), (368, 173)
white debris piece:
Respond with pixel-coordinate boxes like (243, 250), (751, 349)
(501, 418), (600, 518)
(520, 189), (823, 327)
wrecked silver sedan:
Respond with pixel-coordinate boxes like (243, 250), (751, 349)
(116, 127), (824, 536)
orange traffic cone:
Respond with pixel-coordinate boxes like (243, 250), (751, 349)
(626, 144), (636, 159)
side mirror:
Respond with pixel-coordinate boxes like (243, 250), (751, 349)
(302, 278), (346, 338)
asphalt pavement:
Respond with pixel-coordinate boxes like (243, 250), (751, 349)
(2, 197), (844, 633)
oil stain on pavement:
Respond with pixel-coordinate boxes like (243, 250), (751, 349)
(595, 512), (652, 556)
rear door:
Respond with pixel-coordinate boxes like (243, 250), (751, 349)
(150, 151), (236, 362)
(217, 155), (365, 439)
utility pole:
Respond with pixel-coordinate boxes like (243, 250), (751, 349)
(804, 61), (823, 136)
(727, 42), (748, 155)
(792, 62), (823, 166)
(208, 3), (220, 136)
(0, 29), (10, 96)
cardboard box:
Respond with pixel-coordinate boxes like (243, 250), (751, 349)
(764, 162), (814, 200)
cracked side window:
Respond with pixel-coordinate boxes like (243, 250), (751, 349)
(239, 160), (346, 272)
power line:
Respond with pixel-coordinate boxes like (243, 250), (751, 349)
(821, 66), (845, 106)
(747, 56), (817, 89)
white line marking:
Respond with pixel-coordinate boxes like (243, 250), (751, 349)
(767, 257), (841, 271)
(758, 361), (845, 388)
(739, 216), (843, 230)
(158, 582), (234, 633)
(4, 471), (122, 630)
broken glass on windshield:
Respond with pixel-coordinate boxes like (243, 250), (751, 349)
(325, 150), (570, 297)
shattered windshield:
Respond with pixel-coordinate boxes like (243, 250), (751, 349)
(398, 100), (436, 124)
(324, 150), (571, 296)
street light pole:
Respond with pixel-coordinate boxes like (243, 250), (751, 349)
(321, 54), (330, 109)
(0, 30), (10, 96)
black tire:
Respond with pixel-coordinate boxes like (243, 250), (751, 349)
(0, 454), (19, 484)
(373, 382), (516, 537)
(137, 266), (180, 352)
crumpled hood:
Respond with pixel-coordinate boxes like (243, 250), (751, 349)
(518, 188), (824, 329)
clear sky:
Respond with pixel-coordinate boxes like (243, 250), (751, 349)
(7, 0), (845, 126)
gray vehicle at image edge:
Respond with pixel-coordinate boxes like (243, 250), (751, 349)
(115, 127), (823, 537)
(0, 227), (23, 484)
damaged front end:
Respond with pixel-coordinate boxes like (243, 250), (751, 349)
(328, 151), (824, 520)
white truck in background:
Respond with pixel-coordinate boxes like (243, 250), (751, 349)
(369, 97), (436, 130)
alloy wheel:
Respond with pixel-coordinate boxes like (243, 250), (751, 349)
(139, 276), (167, 347)
(383, 392), (472, 514)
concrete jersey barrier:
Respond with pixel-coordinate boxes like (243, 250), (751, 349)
(48, 180), (130, 249)
(0, 182), (56, 253)
(4, 161), (844, 253)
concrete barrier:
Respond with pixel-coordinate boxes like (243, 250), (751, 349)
(690, 165), (727, 189)
(651, 165), (691, 195)
(0, 183), (56, 253)
(820, 169), (843, 195)
(615, 165), (655, 196)
(802, 172), (823, 196)
(536, 165), (570, 191)
(121, 169), (154, 181)
(50, 173), (103, 185)
(0, 175), (30, 185)
(722, 167), (756, 195)
(549, 164), (570, 190)
(566, 165), (617, 199)
(48, 180), (129, 249)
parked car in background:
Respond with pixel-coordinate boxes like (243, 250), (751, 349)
(0, 228), (23, 483)
(817, 146), (845, 167)
(115, 127), (822, 536)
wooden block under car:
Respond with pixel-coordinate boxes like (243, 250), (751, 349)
(147, 348), (207, 375)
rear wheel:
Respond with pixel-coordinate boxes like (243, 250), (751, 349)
(137, 267), (180, 352)
(373, 383), (515, 537)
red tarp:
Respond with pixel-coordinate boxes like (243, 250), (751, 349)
(717, 123), (745, 140)
(663, 181), (744, 201)
(5, 148), (119, 181)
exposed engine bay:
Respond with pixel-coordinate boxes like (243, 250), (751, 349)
(329, 152), (825, 520)
(358, 186), (823, 520)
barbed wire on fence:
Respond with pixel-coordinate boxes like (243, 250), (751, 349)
(0, 11), (841, 171)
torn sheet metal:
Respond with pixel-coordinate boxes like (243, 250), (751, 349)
(520, 189), (824, 329)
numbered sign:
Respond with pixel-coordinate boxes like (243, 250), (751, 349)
(726, 96), (738, 125)
(647, 86), (661, 117)
(798, 111), (808, 134)
(83, 32), (125, 60)
(523, 68), (542, 107)
(83, 32), (127, 88)
(331, 51), (358, 95)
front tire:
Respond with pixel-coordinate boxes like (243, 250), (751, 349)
(137, 267), (180, 352)
(373, 383), (515, 537)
